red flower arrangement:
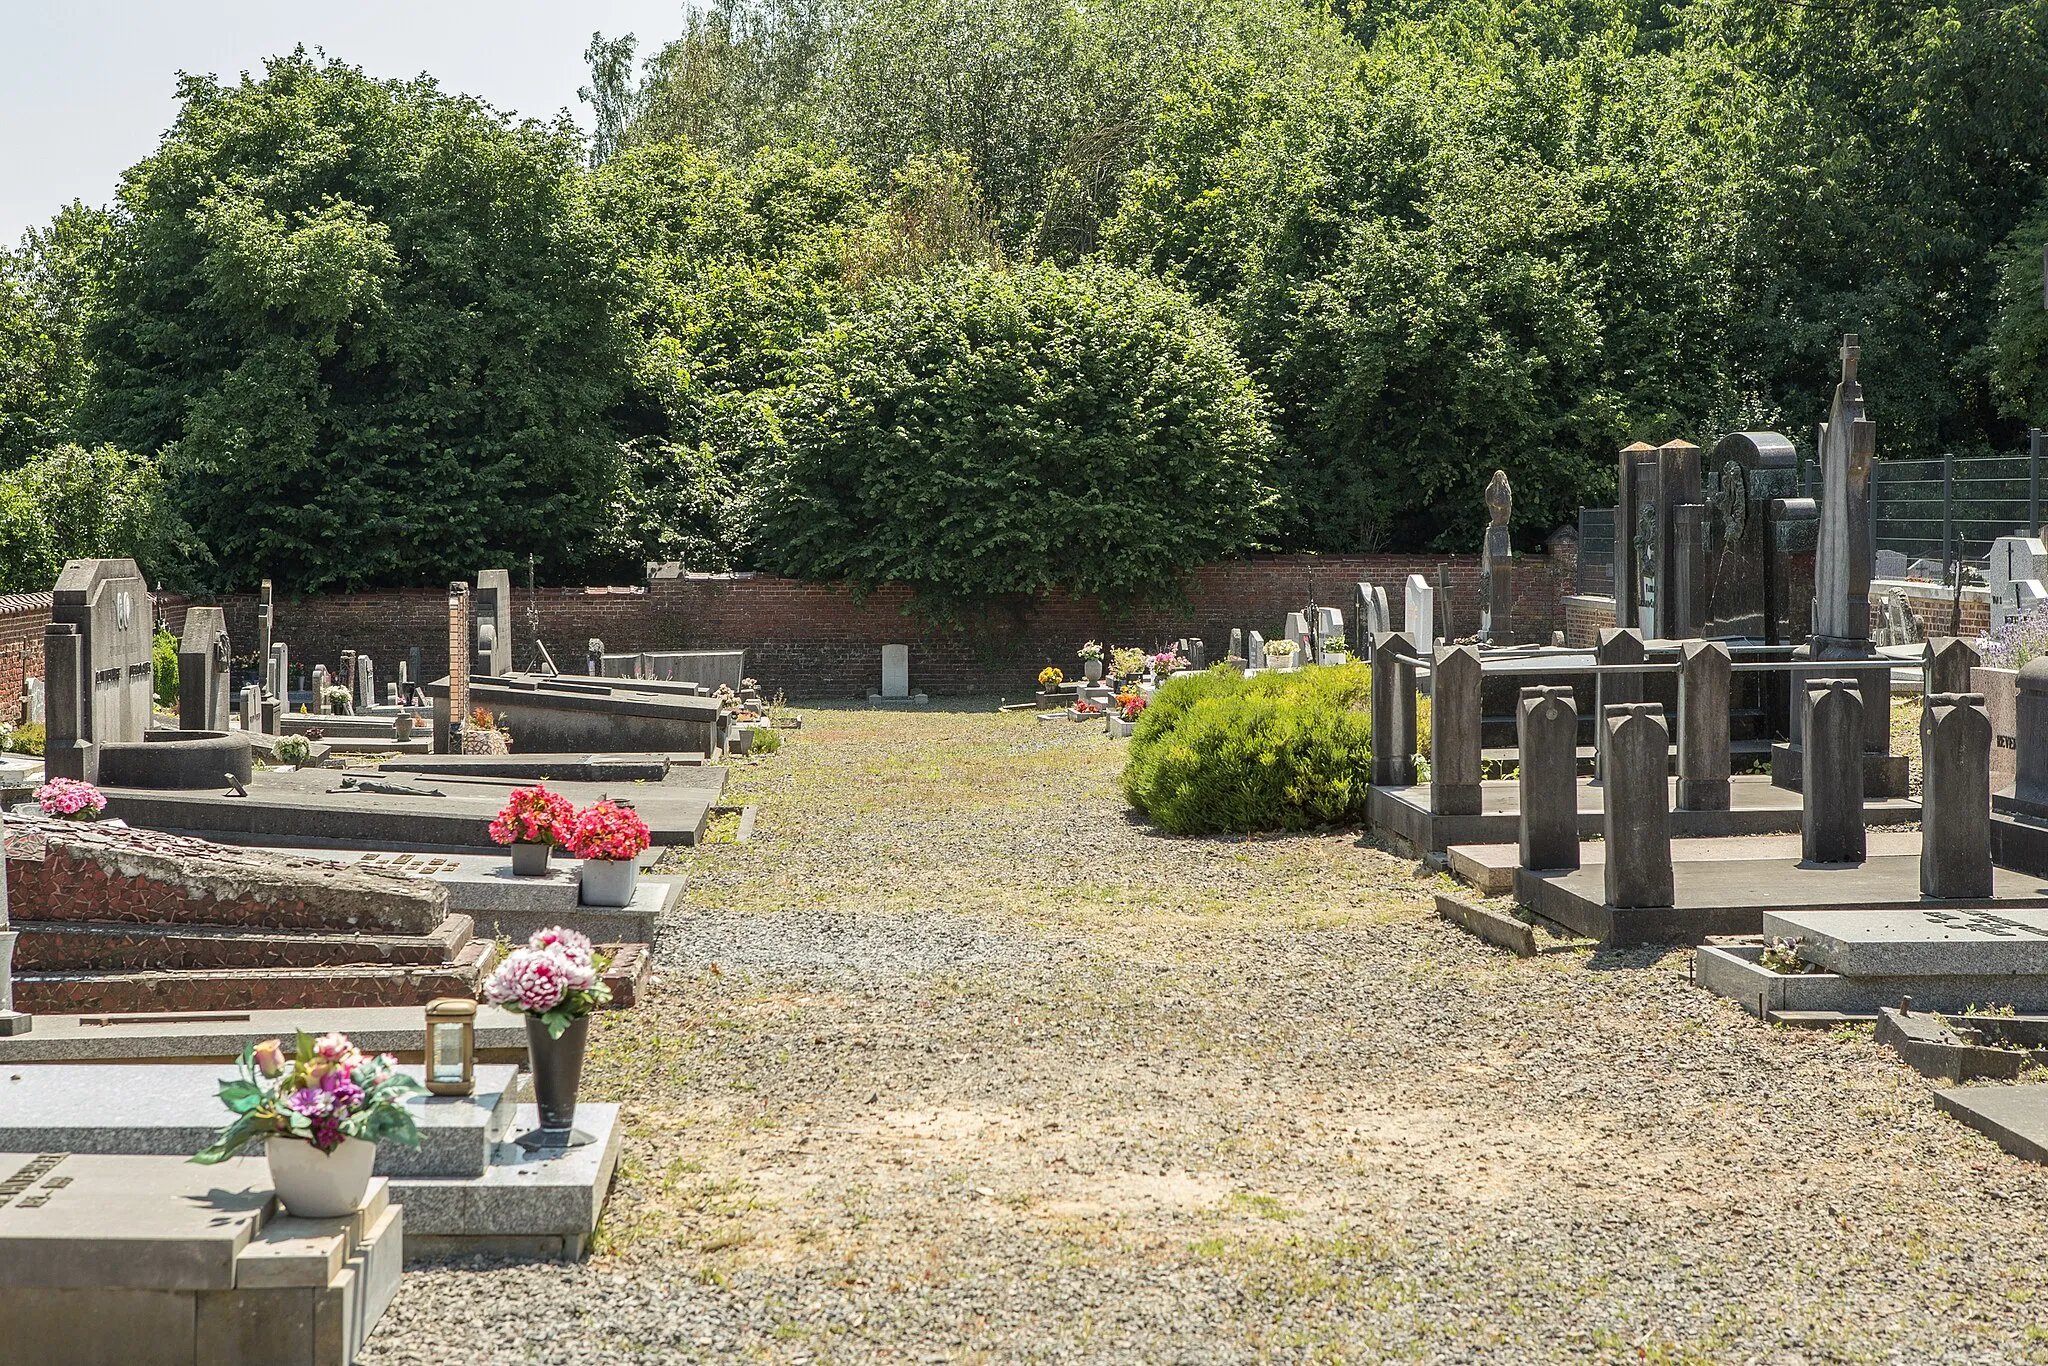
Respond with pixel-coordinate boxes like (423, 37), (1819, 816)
(489, 784), (575, 847)
(1074, 700), (1103, 715)
(1120, 695), (1149, 721)
(564, 799), (652, 862)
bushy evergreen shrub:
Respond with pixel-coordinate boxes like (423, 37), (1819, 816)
(1121, 663), (1372, 835)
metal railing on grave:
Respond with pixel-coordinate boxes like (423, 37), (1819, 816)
(1871, 431), (2046, 574)
(1575, 507), (1615, 596)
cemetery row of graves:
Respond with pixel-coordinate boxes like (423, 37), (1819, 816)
(4, 334), (2048, 1359)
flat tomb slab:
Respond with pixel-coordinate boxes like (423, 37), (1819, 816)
(1765, 907), (2048, 977)
(0, 1004), (531, 1065)
(1694, 943), (2048, 1017)
(1451, 829), (1927, 890)
(0, 1152), (272, 1290)
(1932, 1084), (2048, 1165)
(376, 753), (675, 783)
(1373, 775), (1919, 853)
(397, 1102), (622, 1259)
(1517, 856), (2048, 946)
(0, 1063), (518, 1179)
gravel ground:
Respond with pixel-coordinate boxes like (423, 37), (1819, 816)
(368, 703), (2048, 1364)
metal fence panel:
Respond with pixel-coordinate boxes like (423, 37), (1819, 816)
(1577, 507), (1615, 596)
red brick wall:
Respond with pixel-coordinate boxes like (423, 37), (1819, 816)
(182, 551), (1575, 700)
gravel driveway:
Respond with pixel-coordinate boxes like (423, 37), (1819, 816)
(367, 703), (2048, 1364)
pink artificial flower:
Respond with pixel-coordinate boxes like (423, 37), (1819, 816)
(563, 800), (651, 862)
(252, 1038), (286, 1078)
(528, 926), (595, 967)
(483, 947), (578, 1013)
(34, 777), (106, 820)
(314, 1032), (353, 1061)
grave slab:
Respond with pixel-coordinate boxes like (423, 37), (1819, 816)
(376, 752), (674, 783)
(1764, 907), (2048, 978)
(0, 1063), (518, 1179)
(1695, 942), (2048, 1017)
(1931, 1083), (2048, 1166)
(1518, 855), (2048, 946)
(399, 1103), (622, 1260)
(0, 1004), (532, 1065)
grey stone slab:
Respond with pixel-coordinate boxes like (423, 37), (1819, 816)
(0, 1064), (518, 1179)
(0, 1152), (270, 1291)
(1429, 645), (1482, 815)
(376, 753), (673, 783)
(1931, 1083), (2048, 1166)
(393, 1102), (621, 1251)
(0, 1286), (199, 1366)
(1763, 907), (2048, 978)
(0, 1004), (531, 1065)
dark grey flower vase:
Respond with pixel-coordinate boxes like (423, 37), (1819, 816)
(517, 1013), (595, 1150)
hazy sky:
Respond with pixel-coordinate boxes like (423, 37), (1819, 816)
(0, 0), (690, 245)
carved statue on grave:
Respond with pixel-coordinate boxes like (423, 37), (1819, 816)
(1485, 469), (1511, 530)
(1481, 470), (1514, 641)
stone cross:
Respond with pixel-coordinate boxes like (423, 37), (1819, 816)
(1370, 631), (1418, 787)
(1480, 469), (1513, 641)
(1921, 692), (1993, 899)
(1676, 640), (1731, 811)
(1404, 576), (1435, 652)
(1429, 645), (1483, 816)
(1810, 335), (1875, 648)
(1802, 677), (1866, 864)
(1603, 703), (1674, 909)
(0, 809), (26, 1036)
(1517, 685), (1579, 871)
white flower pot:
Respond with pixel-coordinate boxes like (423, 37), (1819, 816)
(266, 1135), (376, 1219)
(579, 857), (639, 907)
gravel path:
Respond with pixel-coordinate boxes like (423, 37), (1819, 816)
(367, 705), (2048, 1364)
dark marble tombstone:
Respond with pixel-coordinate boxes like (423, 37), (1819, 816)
(1517, 686), (1579, 871)
(1614, 441), (1660, 632)
(1702, 432), (1802, 644)
(1925, 638), (1980, 698)
(1802, 678), (1866, 865)
(1676, 639), (1731, 811)
(1921, 692), (1993, 899)
(1651, 440), (1703, 639)
(1594, 627), (1646, 780)
(1430, 645), (1483, 815)
(475, 567), (513, 679)
(1604, 703), (1675, 909)
(177, 607), (232, 732)
(1810, 337), (1875, 654)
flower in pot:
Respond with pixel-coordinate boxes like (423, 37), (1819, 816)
(565, 799), (651, 906)
(1077, 640), (1105, 681)
(1038, 666), (1065, 690)
(1265, 639), (1299, 669)
(272, 734), (314, 770)
(191, 1030), (425, 1218)
(34, 777), (106, 821)
(490, 784), (576, 876)
(482, 927), (613, 1148)
(1119, 694), (1148, 722)
(323, 684), (354, 716)
(1109, 646), (1147, 683)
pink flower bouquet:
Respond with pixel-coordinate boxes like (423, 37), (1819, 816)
(35, 777), (106, 821)
(563, 799), (651, 863)
(482, 927), (613, 1038)
(193, 1029), (425, 1162)
(489, 784), (576, 847)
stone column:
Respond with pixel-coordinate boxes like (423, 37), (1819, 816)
(1430, 645), (1483, 815)
(1669, 502), (1707, 641)
(1517, 685), (1579, 871)
(1925, 637), (1981, 698)
(444, 581), (472, 755)
(41, 622), (92, 783)
(0, 810), (27, 1035)
(1802, 678), (1866, 864)
(1370, 631), (1417, 787)
(1677, 640), (1731, 811)
(2015, 658), (2048, 815)
(1921, 692), (1993, 899)
(1594, 627), (1646, 781)
(1603, 703), (1674, 909)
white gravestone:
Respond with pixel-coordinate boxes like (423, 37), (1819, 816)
(1405, 575), (1436, 651)
(880, 644), (910, 700)
(1988, 535), (2048, 629)
(24, 677), (43, 726)
(1248, 631), (1266, 670)
(1317, 607), (1345, 662)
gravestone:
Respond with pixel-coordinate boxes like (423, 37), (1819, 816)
(1615, 441), (1657, 632)
(1618, 439), (1707, 638)
(1248, 631), (1266, 670)
(42, 558), (152, 783)
(1677, 639), (1731, 811)
(1430, 645), (1483, 816)
(1352, 584), (1375, 654)
(313, 665), (332, 715)
(1370, 631), (1417, 787)
(23, 678), (41, 726)
(255, 577), (274, 698)
(1988, 535), (2048, 629)
(175, 606), (231, 733)
(1802, 677), (1866, 864)
(1594, 627), (1646, 780)
(1810, 336), (1876, 652)
(1480, 469), (1513, 641)
(1315, 609), (1344, 662)
(1404, 575), (1436, 652)
(880, 644), (910, 699)
(1363, 587), (1391, 651)
(1875, 587), (1925, 647)
(0, 809), (28, 1035)
(443, 582), (470, 753)
(1228, 628), (1244, 664)
(1517, 686), (1579, 871)
(357, 655), (377, 712)
(2008, 658), (2048, 818)
(1921, 692), (1993, 899)
(1284, 611), (1309, 659)
(1875, 548), (1909, 580)
(1926, 637), (1981, 698)
(1603, 703), (1674, 909)
(238, 684), (259, 732)
(474, 568), (513, 679)
(262, 642), (286, 733)
(342, 649), (357, 696)
(1700, 431), (1804, 644)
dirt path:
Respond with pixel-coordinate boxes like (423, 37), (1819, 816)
(371, 705), (2048, 1364)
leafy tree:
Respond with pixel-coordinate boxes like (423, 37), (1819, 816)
(0, 443), (177, 594)
(0, 203), (112, 470)
(751, 259), (1275, 616)
(84, 51), (634, 591)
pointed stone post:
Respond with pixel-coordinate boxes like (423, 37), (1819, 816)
(41, 622), (92, 783)
(1430, 645), (1483, 815)
(1603, 703), (1674, 909)
(1921, 692), (1994, 898)
(1925, 637), (1981, 698)
(1517, 685), (1579, 871)
(1677, 640), (1731, 811)
(1594, 626), (1645, 781)
(1370, 630), (1417, 787)
(1802, 678), (1866, 864)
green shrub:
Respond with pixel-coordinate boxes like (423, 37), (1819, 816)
(1122, 663), (1373, 835)
(151, 628), (178, 710)
(751, 725), (782, 755)
(2, 721), (43, 756)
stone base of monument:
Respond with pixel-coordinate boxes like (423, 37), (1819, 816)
(0, 1004), (534, 1065)
(1987, 802), (2048, 879)
(0, 1155), (401, 1366)
(1697, 942), (2048, 1019)
(98, 764), (726, 851)
(1372, 774), (1920, 855)
(0, 1069), (623, 1262)
(1447, 829), (1928, 896)
(1516, 855), (2048, 947)
(430, 673), (730, 757)
(1767, 742), (1913, 798)
(376, 752), (676, 783)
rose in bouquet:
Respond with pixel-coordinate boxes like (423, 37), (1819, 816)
(490, 783), (576, 847)
(482, 926), (614, 1038)
(192, 1030), (425, 1162)
(563, 799), (651, 863)
(35, 777), (106, 821)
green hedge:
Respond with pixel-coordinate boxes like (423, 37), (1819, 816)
(1121, 664), (1373, 836)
